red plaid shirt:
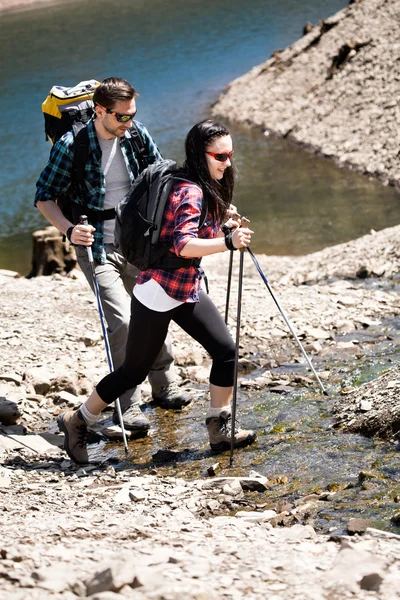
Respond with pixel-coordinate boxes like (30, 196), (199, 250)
(136, 182), (219, 302)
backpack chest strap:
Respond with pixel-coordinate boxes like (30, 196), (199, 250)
(71, 201), (116, 223)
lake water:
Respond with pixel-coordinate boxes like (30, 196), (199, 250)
(0, 0), (399, 274)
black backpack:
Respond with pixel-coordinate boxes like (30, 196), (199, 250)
(42, 80), (149, 224)
(114, 159), (207, 271)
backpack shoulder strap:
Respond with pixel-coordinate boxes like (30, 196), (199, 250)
(128, 122), (149, 172)
(71, 122), (89, 186)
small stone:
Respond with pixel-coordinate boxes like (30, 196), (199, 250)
(390, 512), (400, 525)
(129, 489), (148, 502)
(347, 518), (372, 534)
(359, 400), (372, 412)
(207, 462), (220, 477)
(359, 573), (383, 591)
(235, 510), (277, 522)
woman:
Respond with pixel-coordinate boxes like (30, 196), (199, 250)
(58, 119), (256, 464)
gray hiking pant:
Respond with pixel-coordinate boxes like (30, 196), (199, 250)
(76, 243), (175, 408)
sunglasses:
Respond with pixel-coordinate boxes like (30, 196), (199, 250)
(205, 150), (234, 163)
(97, 104), (137, 123)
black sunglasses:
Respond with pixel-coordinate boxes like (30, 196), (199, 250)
(97, 104), (137, 123)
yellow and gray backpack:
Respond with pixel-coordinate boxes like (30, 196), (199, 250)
(42, 79), (100, 145)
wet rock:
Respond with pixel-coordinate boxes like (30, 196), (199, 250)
(206, 462), (220, 477)
(152, 449), (180, 464)
(347, 518), (372, 534)
(390, 512), (400, 526)
(199, 476), (269, 492)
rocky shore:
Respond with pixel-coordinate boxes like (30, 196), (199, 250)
(0, 0), (70, 13)
(1, 224), (399, 599)
(212, 0), (400, 188)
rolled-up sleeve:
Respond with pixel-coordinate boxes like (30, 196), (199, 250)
(34, 134), (74, 205)
(172, 185), (204, 256)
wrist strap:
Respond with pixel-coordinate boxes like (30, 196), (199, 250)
(224, 230), (236, 251)
(66, 226), (74, 243)
(221, 224), (231, 235)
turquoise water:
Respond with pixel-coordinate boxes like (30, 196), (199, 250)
(0, 0), (399, 274)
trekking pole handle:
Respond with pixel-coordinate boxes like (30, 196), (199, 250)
(239, 216), (251, 253)
(79, 215), (94, 264)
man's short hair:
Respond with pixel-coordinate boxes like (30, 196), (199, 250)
(93, 77), (137, 109)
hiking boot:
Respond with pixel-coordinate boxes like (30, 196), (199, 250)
(152, 383), (192, 410)
(112, 403), (150, 436)
(206, 410), (256, 452)
(57, 409), (89, 465)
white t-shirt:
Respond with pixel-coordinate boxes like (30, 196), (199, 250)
(98, 136), (131, 244)
(133, 278), (183, 312)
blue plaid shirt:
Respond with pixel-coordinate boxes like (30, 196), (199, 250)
(35, 118), (162, 263)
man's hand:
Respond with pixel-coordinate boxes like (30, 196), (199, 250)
(69, 224), (95, 246)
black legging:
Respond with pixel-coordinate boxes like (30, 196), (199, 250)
(97, 290), (236, 404)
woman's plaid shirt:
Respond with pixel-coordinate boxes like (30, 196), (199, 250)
(136, 182), (219, 302)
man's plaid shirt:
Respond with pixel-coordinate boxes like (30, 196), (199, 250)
(34, 118), (162, 263)
(137, 182), (220, 302)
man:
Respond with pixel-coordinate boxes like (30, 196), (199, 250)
(35, 77), (191, 438)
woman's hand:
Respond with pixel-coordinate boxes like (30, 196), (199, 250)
(223, 216), (240, 230)
(226, 204), (241, 220)
(231, 226), (253, 249)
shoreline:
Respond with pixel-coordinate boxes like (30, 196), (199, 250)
(212, 0), (400, 190)
(0, 0), (74, 13)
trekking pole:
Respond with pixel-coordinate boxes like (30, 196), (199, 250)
(79, 216), (129, 454)
(224, 250), (234, 325)
(229, 217), (249, 467)
(246, 246), (328, 396)
(224, 209), (241, 324)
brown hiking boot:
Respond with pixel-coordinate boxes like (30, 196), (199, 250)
(57, 410), (89, 465)
(206, 410), (256, 452)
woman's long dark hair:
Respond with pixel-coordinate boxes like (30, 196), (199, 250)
(182, 120), (234, 223)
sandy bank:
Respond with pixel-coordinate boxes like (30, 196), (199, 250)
(213, 0), (400, 188)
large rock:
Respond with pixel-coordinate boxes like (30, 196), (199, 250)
(0, 397), (21, 425)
